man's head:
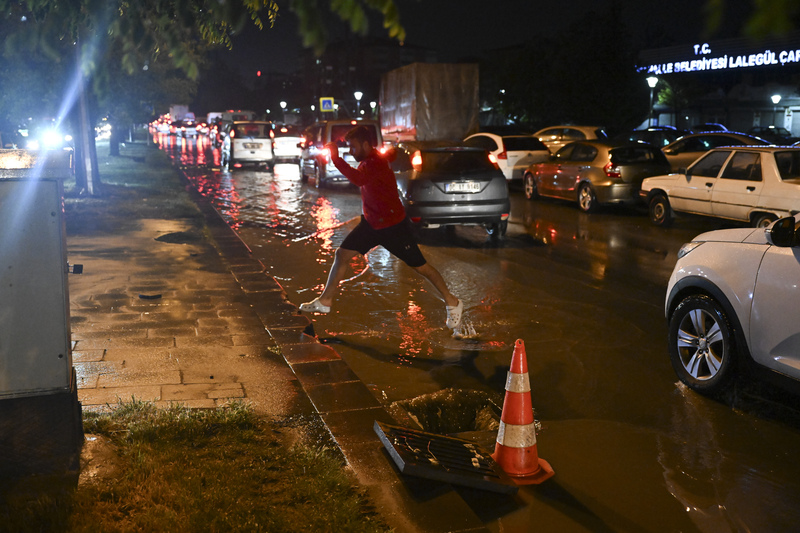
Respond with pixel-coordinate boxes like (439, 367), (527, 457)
(345, 125), (374, 162)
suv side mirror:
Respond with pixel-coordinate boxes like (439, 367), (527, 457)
(766, 216), (797, 247)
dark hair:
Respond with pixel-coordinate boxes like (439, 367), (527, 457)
(344, 125), (374, 147)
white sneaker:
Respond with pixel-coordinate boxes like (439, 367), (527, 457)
(299, 298), (331, 314)
(445, 299), (463, 330)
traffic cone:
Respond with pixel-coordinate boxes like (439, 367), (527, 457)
(492, 339), (554, 484)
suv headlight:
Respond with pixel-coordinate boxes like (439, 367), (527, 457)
(677, 241), (704, 259)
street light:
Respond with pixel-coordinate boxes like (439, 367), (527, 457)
(354, 91), (363, 117)
(772, 94), (782, 126)
(647, 76), (659, 127)
(280, 101), (287, 123)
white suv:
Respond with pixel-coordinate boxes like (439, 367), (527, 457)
(666, 215), (800, 395)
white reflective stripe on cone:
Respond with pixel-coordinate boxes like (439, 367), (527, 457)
(505, 371), (530, 393)
(495, 421), (537, 448)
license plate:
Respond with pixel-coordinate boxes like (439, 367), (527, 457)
(243, 143), (262, 149)
(445, 181), (481, 193)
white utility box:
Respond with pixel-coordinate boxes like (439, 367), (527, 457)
(0, 150), (73, 398)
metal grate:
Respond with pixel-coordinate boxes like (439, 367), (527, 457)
(374, 421), (518, 494)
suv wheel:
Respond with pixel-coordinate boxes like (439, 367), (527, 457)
(577, 183), (597, 213)
(649, 193), (673, 226)
(668, 294), (736, 396)
(523, 173), (538, 200)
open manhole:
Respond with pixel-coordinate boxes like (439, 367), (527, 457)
(389, 388), (503, 435)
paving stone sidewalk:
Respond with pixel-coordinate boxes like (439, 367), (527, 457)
(66, 142), (489, 533)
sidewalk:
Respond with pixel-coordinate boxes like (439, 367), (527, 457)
(68, 141), (489, 533)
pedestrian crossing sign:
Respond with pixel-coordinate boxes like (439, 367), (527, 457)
(320, 97), (335, 112)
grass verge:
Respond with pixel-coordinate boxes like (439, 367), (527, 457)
(0, 400), (389, 533)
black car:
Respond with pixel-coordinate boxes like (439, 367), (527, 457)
(389, 143), (511, 238)
(614, 126), (689, 148)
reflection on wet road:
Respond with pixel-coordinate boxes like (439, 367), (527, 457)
(162, 134), (800, 532)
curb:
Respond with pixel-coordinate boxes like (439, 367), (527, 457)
(182, 171), (490, 533)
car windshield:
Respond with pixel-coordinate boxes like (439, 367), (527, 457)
(274, 125), (300, 137)
(610, 146), (667, 165)
(234, 123), (270, 138)
(420, 149), (495, 173)
(774, 151), (800, 180)
(503, 137), (548, 151)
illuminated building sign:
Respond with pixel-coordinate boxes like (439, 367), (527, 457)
(638, 34), (800, 75)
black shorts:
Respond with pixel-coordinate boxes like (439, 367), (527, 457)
(340, 216), (427, 267)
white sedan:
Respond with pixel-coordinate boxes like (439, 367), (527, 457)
(666, 215), (800, 395)
(641, 146), (800, 228)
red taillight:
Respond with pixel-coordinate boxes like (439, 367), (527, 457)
(604, 162), (621, 178)
(411, 151), (423, 170)
(496, 150), (507, 159)
(230, 129), (235, 138)
(350, 120), (358, 125)
(321, 147), (331, 163)
(269, 129), (275, 139)
(410, 216), (422, 223)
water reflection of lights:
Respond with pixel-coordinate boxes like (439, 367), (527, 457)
(310, 196), (342, 254)
(396, 300), (433, 364)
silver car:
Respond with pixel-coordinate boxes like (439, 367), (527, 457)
(390, 143), (511, 238)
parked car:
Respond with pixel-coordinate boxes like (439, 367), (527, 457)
(665, 214), (800, 396)
(533, 125), (608, 153)
(271, 124), (303, 164)
(691, 122), (728, 132)
(661, 132), (769, 171)
(641, 146), (800, 228)
(221, 120), (274, 169)
(748, 126), (798, 145)
(522, 140), (671, 212)
(389, 143), (510, 238)
(462, 132), (550, 185)
(299, 119), (382, 188)
(614, 126), (689, 148)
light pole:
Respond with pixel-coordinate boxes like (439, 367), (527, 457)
(647, 76), (659, 127)
(772, 94), (782, 127)
(280, 101), (287, 123)
(369, 101), (376, 118)
(354, 91), (363, 117)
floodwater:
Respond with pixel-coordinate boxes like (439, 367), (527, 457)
(159, 133), (800, 532)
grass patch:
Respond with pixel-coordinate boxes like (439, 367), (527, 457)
(0, 400), (389, 533)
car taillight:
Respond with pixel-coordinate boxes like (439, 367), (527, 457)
(411, 151), (423, 171)
(604, 161), (621, 178)
(230, 130), (235, 138)
(321, 147), (331, 163)
(487, 153), (500, 169)
(496, 150), (507, 159)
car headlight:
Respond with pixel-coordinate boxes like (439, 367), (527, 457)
(677, 241), (704, 259)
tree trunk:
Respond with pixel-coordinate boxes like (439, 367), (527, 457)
(73, 36), (101, 195)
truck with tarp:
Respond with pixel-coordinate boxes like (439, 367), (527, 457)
(379, 63), (480, 143)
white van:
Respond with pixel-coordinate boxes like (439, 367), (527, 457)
(221, 121), (274, 169)
(299, 119), (382, 187)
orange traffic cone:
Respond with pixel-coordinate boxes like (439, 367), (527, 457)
(492, 339), (554, 484)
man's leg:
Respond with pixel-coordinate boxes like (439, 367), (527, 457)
(412, 262), (459, 307)
(317, 247), (360, 307)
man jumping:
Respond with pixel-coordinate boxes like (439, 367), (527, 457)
(299, 125), (463, 331)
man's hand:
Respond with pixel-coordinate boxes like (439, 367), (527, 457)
(324, 142), (339, 156)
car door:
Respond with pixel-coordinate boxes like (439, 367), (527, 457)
(748, 231), (800, 378)
(535, 144), (574, 197)
(669, 150), (732, 215)
(553, 143), (596, 200)
(711, 151), (763, 221)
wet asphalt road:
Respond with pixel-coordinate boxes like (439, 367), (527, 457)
(162, 134), (800, 532)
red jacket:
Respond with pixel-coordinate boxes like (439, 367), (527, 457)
(331, 149), (406, 229)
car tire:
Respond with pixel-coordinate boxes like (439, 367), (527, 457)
(314, 164), (326, 189)
(668, 294), (737, 396)
(523, 173), (539, 200)
(649, 193), (674, 227)
(752, 213), (777, 228)
(577, 183), (597, 213)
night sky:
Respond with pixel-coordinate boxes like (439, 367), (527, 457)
(224, 0), (720, 76)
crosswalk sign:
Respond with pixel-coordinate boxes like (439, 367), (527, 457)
(320, 97), (334, 112)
